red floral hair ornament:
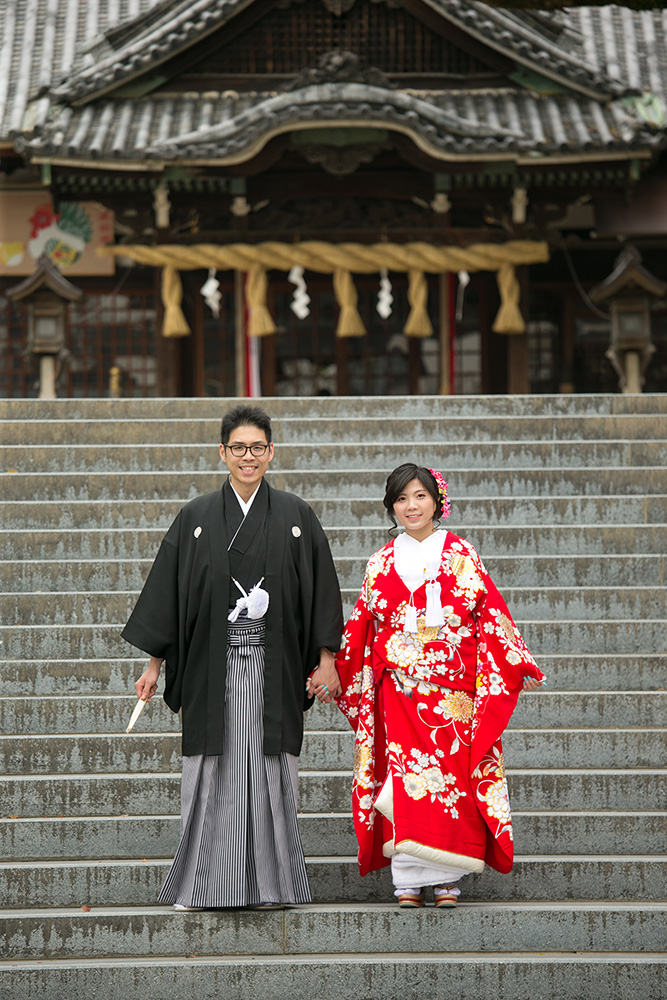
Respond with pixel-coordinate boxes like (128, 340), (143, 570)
(428, 468), (451, 520)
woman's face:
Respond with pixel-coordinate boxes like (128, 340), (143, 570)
(393, 477), (437, 541)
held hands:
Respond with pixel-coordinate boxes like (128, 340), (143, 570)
(135, 656), (163, 702)
(522, 676), (547, 692)
(306, 648), (342, 705)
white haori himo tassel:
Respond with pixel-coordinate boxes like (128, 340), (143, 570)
(405, 600), (418, 633)
(228, 577), (270, 622)
(425, 580), (445, 627)
(405, 580), (444, 632)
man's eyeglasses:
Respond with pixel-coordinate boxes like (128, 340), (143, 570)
(225, 444), (270, 457)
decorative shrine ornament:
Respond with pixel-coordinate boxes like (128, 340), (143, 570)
(377, 268), (394, 319)
(428, 468), (452, 520)
(288, 265), (311, 320)
(200, 268), (221, 317)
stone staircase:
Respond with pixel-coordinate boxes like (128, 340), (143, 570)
(0, 394), (665, 1000)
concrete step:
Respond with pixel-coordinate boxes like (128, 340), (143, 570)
(3, 585), (665, 625)
(4, 553), (664, 594)
(1, 392), (664, 996)
(1, 951), (664, 1000)
(3, 495), (666, 531)
(338, 553), (667, 589)
(1, 392), (666, 421)
(3, 950), (665, 1000)
(3, 411), (667, 445)
(2, 619), (663, 658)
(2, 901), (666, 961)
(3, 439), (666, 474)
(1, 855), (665, 908)
(314, 691), (667, 730)
(331, 525), (667, 558)
(2, 653), (663, 696)
(3, 524), (665, 562)
(1, 728), (660, 774)
(3, 467), (666, 501)
(2, 769), (665, 818)
(1, 690), (663, 735)
(3, 810), (663, 862)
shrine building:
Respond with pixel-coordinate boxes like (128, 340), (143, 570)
(1, 0), (666, 398)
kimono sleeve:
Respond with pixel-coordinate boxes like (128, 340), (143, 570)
(306, 505), (344, 659)
(470, 548), (545, 772)
(335, 564), (390, 876)
(120, 513), (181, 673)
(335, 569), (375, 733)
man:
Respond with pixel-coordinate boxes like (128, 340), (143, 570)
(122, 404), (343, 909)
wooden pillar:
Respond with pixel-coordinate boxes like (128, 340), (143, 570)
(234, 269), (247, 398)
(153, 186), (183, 397)
(408, 338), (420, 395)
(507, 265), (530, 395)
(191, 276), (205, 397)
(481, 273), (509, 394)
(507, 335), (529, 394)
(335, 336), (349, 395)
(155, 267), (182, 397)
(439, 272), (451, 395)
(560, 290), (575, 393)
(261, 334), (276, 396)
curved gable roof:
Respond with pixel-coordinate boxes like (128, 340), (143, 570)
(49, 0), (628, 105)
(2, 0), (666, 164)
(51, 0), (259, 104)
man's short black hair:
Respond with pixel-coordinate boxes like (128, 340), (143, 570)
(221, 405), (272, 445)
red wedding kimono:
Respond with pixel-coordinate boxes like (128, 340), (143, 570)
(335, 531), (544, 877)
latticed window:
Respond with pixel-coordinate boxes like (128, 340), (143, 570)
(203, 0), (491, 77)
(527, 319), (559, 393)
(574, 319), (616, 393)
(453, 278), (482, 395)
(202, 284), (237, 397)
(267, 274), (440, 396)
(0, 293), (32, 398)
(0, 289), (157, 399)
(645, 311), (667, 393)
(66, 291), (157, 398)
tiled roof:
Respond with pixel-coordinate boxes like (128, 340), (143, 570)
(26, 84), (660, 164)
(568, 6), (667, 97)
(1, 0), (666, 161)
(45, 0), (627, 105)
(438, 1), (627, 99)
(49, 0), (249, 104)
(0, 0), (163, 142)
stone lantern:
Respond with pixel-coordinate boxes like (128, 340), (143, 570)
(6, 254), (82, 399)
(589, 246), (666, 394)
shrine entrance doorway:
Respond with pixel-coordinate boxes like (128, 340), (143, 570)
(191, 272), (444, 398)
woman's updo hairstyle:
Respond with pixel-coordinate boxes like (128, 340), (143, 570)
(383, 463), (444, 535)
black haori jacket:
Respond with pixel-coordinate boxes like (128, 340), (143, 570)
(121, 479), (343, 757)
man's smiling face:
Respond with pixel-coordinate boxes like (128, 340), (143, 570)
(219, 423), (274, 499)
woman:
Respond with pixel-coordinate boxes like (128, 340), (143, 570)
(332, 463), (545, 908)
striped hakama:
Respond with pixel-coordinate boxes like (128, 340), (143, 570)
(158, 615), (311, 908)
